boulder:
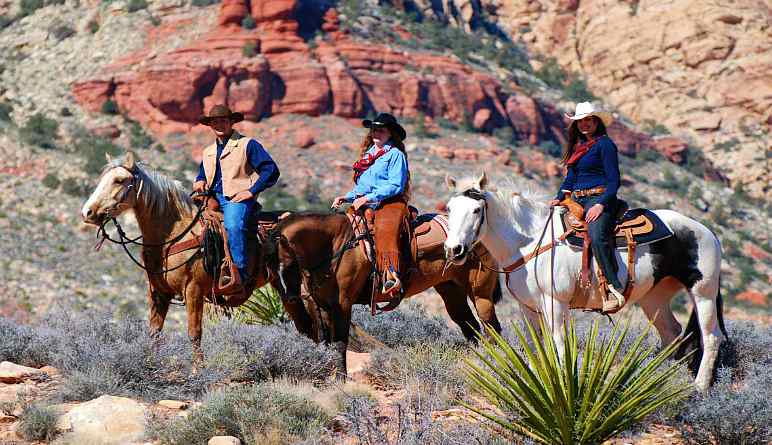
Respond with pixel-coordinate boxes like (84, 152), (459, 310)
(651, 136), (688, 164)
(472, 108), (492, 130)
(294, 129), (316, 148)
(57, 395), (147, 445)
(506, 93), (544, 145)
(217, 0), (248, 27)
(0, 362), (46, 384)
(158, 400), (188, 410)
(736, 290), (765, 305)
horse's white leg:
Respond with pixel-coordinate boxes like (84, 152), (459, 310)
(637, 277), (683, 347)
(692, 285), (722, 392)
(540, 297), (568, 359)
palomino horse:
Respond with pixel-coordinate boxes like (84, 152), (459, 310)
(81, 152), (273, 363)
(272, 212), (503, 375)
(443, 173), (727, 391)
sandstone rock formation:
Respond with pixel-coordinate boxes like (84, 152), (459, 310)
(488, 0), (771, 198)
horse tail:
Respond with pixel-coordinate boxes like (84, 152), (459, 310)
(716, 275), (730, 341)
(492, 278), (503, 304)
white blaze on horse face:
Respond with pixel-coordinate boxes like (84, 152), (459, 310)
(444, 195), (484, 258)
(81, 167), (132, 222)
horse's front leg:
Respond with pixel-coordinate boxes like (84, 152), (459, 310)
(329, 300), (352, 381)
(184, 280), (206, 370)
(539, 298), (568, 360)
(147, 287), (171, 337)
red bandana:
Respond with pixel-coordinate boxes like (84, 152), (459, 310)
(352, 147), (388, 182)
(566, 137), (597, 166)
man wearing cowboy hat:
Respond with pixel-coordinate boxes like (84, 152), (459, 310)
(193, 104), (280, 285)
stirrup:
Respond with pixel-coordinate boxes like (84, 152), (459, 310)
(602, 284), (626, 314)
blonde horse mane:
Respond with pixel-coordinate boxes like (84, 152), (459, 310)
(105, 156), (194, 217)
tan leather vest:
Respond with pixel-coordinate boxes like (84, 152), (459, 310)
(201, 132), (260, 198)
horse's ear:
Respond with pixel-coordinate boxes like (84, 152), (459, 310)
(123, 151), (136, 170)
(477, 171), (488, 190)
(105, 152), (113, 163)
(445, 174), (457, 191)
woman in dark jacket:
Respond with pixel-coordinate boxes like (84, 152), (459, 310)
(548, 102), (625, 313)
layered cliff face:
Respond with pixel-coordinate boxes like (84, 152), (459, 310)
(491, 0), (770, 198)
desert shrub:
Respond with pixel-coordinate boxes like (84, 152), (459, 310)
(338, 383), (509, 445)
(351, 302), (465, 347)
(60, 177), (90, 197)
(243, 41), (257, 57)
(148, 383), (330, 445)
(537, 140), (562, 158)
(0, 101), (12, 121)
(0, 317), (55, 367)
(19, 0), (44, 16)
(31, 311), (221, 402)
(128, 121), (154, 149)
(241, 15), (256, 29)
(465, 321), (692, 444)
(41, 173), (60, 189)
(79, 136), (122, 174)
(493, 126), (514, 144)
(366, 344), (467, 409)
(100, 98), (119, 115)
(642, 119), (670, 136)
(535, 58), (566, 88)
(203, 320), (336, 383)
(127, 0), (148, 12)
(564, 77), (596, 102)
(20, 112), (59, 149)
(234, 285), (288, 326)
(0, 14), (14, 29)
(714, 137), (740, 152)
(675, 323), (772, 445)
(17, 403), (59, 442)
(88, 20), (99, 33)
(191, 0), (219, 6)
(636, 148), (662, 163)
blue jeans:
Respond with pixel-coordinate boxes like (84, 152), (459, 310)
(577, 195), (623, 290)
(217, 193), (257, 279)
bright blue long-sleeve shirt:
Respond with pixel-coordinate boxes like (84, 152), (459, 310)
(196, 137), (280, 196)
(555, 135), (621, 206)
(344, 143), (408, 208)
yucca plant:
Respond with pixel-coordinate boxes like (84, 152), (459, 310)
(463, 320), (693, 445)
(234, 285), (288, 326)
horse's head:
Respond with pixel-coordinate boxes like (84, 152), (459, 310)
(81, 152), (140, 226)
(444, 172), (489, 265)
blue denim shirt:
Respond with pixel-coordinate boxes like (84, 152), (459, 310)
(344, 143), (408, 208)
(196, 136), (280, 196)
(555, 135), (621, 206)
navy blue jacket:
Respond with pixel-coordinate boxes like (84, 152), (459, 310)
(555, 135), (621, 206)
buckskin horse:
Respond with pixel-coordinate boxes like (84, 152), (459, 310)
(270, 211), (503, 376)
(443, 173), (728, 391)
(81, 152), (276, 365)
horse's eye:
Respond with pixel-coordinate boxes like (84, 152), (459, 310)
(115, 178), (125, 184)
(473, 208), (481, 214)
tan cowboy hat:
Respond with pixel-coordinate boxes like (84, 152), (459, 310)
(565, 102), (613, 127)
(198, 104), (244, 126)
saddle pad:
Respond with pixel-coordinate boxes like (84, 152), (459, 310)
(563, 209), (674, 249)
(347, 212), (449, 260)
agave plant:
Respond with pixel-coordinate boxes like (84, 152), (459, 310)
(234, 285), (288, 326)
(463, 320), (693, 445)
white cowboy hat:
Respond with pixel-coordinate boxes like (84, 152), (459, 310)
(565, 102), (613, 127)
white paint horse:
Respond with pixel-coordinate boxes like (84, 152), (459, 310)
(443, 173), (727, 391)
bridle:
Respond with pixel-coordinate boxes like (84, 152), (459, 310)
(93, 164), (208, 275)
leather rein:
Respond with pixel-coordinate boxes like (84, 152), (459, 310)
(460, 188), (574, 278)
(94, 165), (208, 275)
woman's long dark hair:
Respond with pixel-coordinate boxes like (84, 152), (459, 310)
(356, 128), (410, 200)
(560, 117), (607, 165)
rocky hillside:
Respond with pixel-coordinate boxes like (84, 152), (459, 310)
(0, 0), (769, 317)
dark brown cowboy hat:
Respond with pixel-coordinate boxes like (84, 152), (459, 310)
(198, 104), (244, 126)
(363, 112), (407, 141)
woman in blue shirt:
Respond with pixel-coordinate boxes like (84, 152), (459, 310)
(548, 102), (625, 313)
(332, 113), (410, 297)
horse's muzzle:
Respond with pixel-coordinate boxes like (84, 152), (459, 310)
(82, 208), (106, 226)
(444, 243), (468, 265)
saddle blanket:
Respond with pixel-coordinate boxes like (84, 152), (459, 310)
(563, 209), (674, 249)
(347, 212), (449, 261)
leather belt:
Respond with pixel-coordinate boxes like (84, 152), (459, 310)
(572, 186), (606, 198)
